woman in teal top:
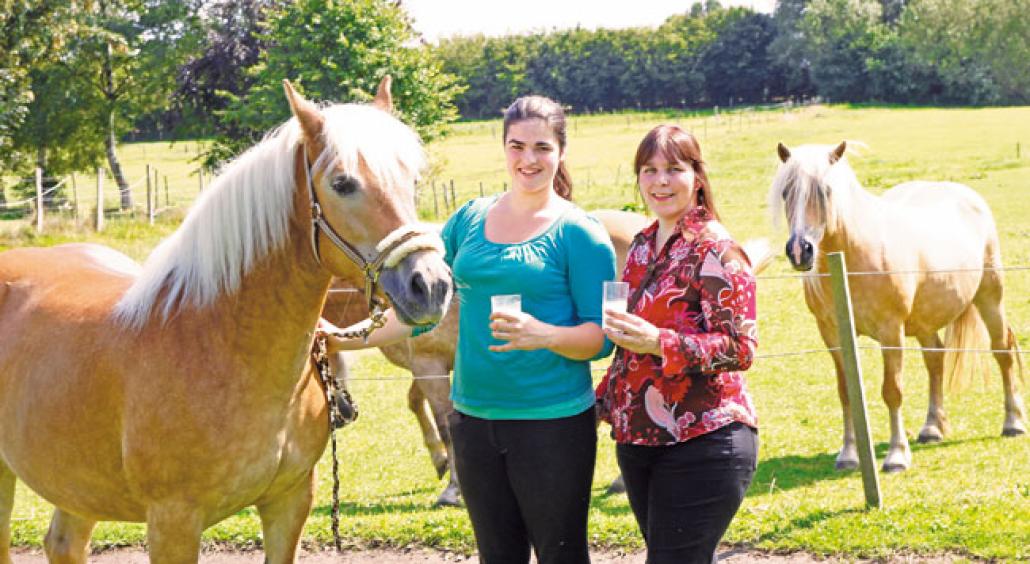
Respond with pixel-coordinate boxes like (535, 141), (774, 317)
(321, 95), (615, 563)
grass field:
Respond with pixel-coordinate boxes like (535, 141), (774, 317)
(3, 104), (1030, 560)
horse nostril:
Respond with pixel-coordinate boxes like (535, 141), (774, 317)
(409, 271), (428, 300)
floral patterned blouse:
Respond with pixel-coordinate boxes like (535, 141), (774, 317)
(595, 206), (758, 446)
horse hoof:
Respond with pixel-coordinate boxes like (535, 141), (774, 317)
(606, 476), (626, 495)
(1001, 427), (1026, 437)
(431, 457), (448, 479)
(882, 462), (908, 473)
(834, 460), (858, 471)
(434, 491), (463, 508)
(917, 432), (943, 444)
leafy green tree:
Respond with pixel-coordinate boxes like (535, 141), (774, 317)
(0, 1), (77, 188)
(701, 9), (780, 105)
(211, 0), (462, 166)
(799, 0), (887, 102)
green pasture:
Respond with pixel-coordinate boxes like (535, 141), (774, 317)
(4, 105), (1030, 560)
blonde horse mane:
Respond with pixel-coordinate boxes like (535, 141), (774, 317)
(114, 103), (426, 331)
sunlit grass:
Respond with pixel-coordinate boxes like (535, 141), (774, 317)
(5, 105), (1030, 560)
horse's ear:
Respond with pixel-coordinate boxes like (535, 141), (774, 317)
(373, 75), (393, 111)
(282, 79), (324, 141)
(829, 141), (847, 165)
(777, 142), (791, 163)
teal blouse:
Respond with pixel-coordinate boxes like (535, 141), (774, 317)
(415, 196), (616, 419)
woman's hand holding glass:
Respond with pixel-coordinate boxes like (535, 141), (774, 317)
(488, 311), (556, 352)
(603, 310), (662, 356)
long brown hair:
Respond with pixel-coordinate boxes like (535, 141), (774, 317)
(502, 96), (573, 200)
(633, 125), (719, 220)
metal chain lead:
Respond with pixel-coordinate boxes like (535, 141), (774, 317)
(330, 299), (388, 343)
(313, 336), (343, 552)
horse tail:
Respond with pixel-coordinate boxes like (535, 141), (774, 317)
(943, 303), (991, 393)
(1008, 326), (1025, 385)
(742, 238), (774, 275)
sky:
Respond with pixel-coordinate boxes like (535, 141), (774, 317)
(403, 0), (776, 43)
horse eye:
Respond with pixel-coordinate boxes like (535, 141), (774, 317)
(781, 188), (788, 200)
(331, 175), (360, 196)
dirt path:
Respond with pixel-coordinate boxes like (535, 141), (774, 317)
(10, 546), (966, 563)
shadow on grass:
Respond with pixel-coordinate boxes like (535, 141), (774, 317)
(749, 434), (1001, 495)
(755, 506), (866, 544)
(311, 486), (448, 517)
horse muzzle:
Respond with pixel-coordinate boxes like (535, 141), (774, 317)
(380, 250), (452, 326)
(786, 234), (815, 271)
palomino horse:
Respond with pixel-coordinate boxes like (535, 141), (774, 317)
(323, 209), (765, 502)
(770, 141), (1026, 472)
(0, 77), (452, 563)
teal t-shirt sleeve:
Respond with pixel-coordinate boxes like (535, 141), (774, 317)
(411, 200), (472, 338)
(565, 213), (617, 361)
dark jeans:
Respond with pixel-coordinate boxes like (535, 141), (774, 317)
(616, 422), (758, 564)
(448, 407), (597, 564)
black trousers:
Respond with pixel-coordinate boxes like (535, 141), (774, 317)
(616, 422), (758, 564)
(448, 407), (597, 564)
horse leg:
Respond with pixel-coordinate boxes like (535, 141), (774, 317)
(43, 509), (96, 564)
(413, 363), (461, 507)
(0, 463), (15, 564)
(146, 503), (204, 564)
(257, 472), (315, 564)
(407, 381), (448, 478)
(916, 332), (948, 443)
(973, 285), (1027, 437)
(881, 330), (912, 472)
(831, 347), (859, 471)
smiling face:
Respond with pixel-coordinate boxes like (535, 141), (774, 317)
(504, 118), (563, 196)
(639, 152), (697, 225)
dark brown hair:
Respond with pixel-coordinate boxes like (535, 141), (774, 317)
(633, 125), (719, 220)
(502, 96), (572, 200)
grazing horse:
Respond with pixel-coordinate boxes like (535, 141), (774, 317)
(0, 77), (451, 563)
(770, 141), (1026, 472)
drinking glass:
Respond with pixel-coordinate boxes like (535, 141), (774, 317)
(490, 294), (522, 315)
(602, 281), (630, 330)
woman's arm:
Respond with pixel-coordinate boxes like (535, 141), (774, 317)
(488, 313), (605, 360)
(657, 242), (757, 375)
(317, 308), (414, 353)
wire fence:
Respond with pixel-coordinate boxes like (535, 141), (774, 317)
(332, 262), (1029, 384)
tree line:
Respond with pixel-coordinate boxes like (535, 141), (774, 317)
(1, 0), (1027, 206)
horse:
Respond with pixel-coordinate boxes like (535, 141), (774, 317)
(770, 141), (1026, 472)
(0, 77), (452, 563)
(323, 209), (775, 502)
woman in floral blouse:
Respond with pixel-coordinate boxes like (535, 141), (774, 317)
(596, 125), (758, 563)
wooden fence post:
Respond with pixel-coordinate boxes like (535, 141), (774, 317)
(431, 181), (439, 219)
(828, 251), (883, 509)
(95, 167), (105, 232)
(35, 167), (43, 233)
(449, 179), (456, 211)
(71, 173), (79, 223)
(479, 181), (484, 197)
(198, 168), (205, 192)
(146, 164), (154, 225)
(164, 176), (170, 207)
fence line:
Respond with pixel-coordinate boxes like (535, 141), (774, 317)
(758, 264), (1030, 280)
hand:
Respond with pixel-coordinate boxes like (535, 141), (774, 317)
(603, 310), (662, 356)
(488, 311), (556, 352)
(315, 317), (361, 353)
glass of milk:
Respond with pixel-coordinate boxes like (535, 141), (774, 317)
(602, 281), (629, 330)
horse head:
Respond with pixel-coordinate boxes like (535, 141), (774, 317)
(769, 140), (850, 271)
(284, 78), (452, 326)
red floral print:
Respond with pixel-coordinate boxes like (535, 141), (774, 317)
(596, 206), (758, 446)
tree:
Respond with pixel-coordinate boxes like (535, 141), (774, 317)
(769, 0), (816, 100)
(167, 0), (283, 139)
(701, 9), (780, 105)
(799, 0), (887, 102)
(0, 1), (77, 184)
(210, 0), (462, 166)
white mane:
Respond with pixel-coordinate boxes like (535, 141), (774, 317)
(767, 143), (863, 237)
(113, 103), (425, 331)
